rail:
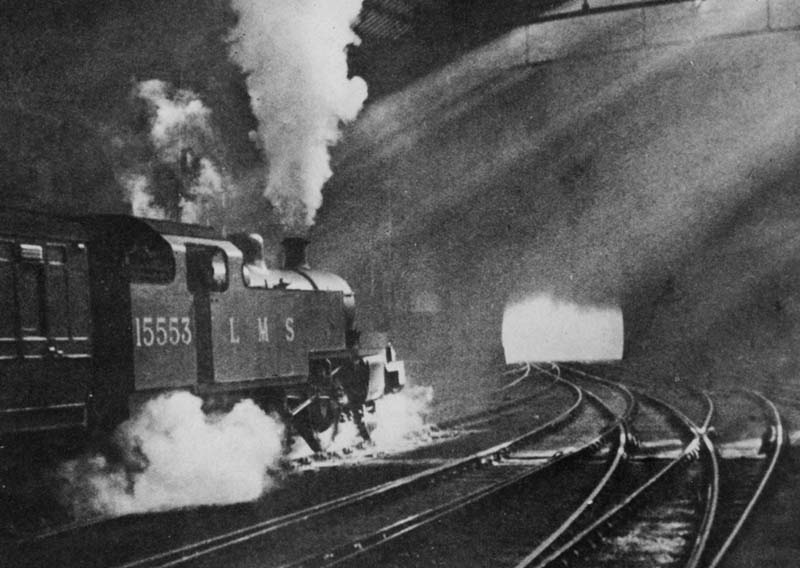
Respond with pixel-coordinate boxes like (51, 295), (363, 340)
(704, 389), (785, 568)
(525, 364), (716, 568)
(116, 381), (585, 568)
(282, 378), (622, 567)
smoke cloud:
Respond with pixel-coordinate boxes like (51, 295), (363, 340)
(60, 392), (284, 517)
(228, 0), (368, 232)
(123, 79), (227, 224)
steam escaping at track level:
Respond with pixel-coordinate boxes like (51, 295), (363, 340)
(287, 384), (436, 462)
(59, 386), (436, 517)
(502, 294), (624, 363)
(59, 392), (284, 518)
(369, 384), (435, 450)
(227, 0), (368, 232)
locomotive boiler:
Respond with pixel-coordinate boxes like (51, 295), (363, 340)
(0, 207), (404, 451)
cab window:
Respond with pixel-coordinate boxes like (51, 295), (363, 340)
(128, 234), (175, 284)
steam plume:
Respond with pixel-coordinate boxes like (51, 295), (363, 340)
(124, 79), (226, 224)
(60, 392), (284, 517)
(137, 79), (214, 163)
(228, 0), (368, 231)
(122, 172), (154, 219)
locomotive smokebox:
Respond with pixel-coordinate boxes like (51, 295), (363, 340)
(282, 237), (310, 270)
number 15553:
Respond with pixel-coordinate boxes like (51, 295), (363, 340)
(134, 316), (193, 347)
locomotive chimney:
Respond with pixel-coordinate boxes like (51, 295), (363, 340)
(282, 237), (310, 270)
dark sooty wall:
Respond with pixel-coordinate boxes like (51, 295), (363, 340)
(314, 3), (800, 398)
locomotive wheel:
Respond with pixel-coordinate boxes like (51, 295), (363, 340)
(295, 398), (340, 453)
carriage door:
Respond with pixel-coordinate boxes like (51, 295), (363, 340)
(41, 243), (92, 423)
(44, 243), (92, 363)
(0, 240), (92, 431)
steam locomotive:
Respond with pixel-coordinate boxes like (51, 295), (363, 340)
(0, 207), (404, 451)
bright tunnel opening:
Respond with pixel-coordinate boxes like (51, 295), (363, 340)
(502, 294), (624, 364)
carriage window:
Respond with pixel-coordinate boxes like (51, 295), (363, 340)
(0, 240), (92, 355)
(69, 244), (91, 338)
(18, 253), (45, 337)
(0, 242), (15, 351)
(46, 245), (70, 338)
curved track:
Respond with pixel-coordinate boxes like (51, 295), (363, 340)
(3, 364), (787, 568)
(700, 389), (785, 568)
(131, 377), (589, 568)
(1, 364), (555, 546)
(6, 371), (585, 567)
(512, 366), (713, 568)
(552, 365), (784, 568)
(324, 381), (629, 568)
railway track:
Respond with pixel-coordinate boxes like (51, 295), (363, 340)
(306, 383), (628, 568)
(699, 389), (785, 568)
(117, 377), (600, 568)
(2, 367), (579, 567)
(532, 367), (715, 568)
(3, 364), (787, 567)
(549, 365), (785, 568)
(0, 364), (553, 543)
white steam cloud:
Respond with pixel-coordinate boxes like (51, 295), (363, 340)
(124, 79), (226, 224)
(228, 0), (368, 231)
(60, 392), (284, 517)
(307, 385), (435, 458)
(137, 79), (214, 164)
(369, 385), (434, 450)
(122, 172), (154, 219)
(179, 157), (225, 224)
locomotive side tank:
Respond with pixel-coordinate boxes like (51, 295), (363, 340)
(0, 209), (405, 451)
